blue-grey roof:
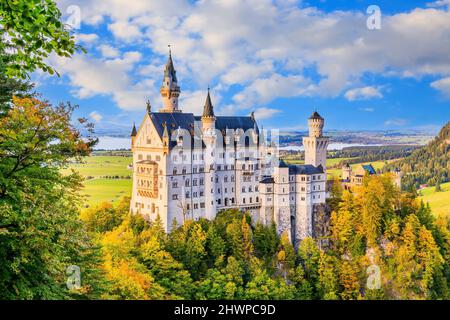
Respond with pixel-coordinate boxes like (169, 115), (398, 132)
(260, 177), (274, 184)
(216, 116), (257, 132)
(362, 164), (376, 175)
(148, 112), (259, 149)
(288, 164), (324, 175)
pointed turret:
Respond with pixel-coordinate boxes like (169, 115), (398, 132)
(131, 122), (137, 148)
(162, 121), (169, 147)
(202, 88), (215, 118)
(131, 122), (137, 137)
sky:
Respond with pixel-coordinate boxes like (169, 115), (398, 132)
(34, 0), (450, 135)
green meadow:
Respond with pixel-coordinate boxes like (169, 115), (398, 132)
(419, 182), (450, 217)
(63, 155), (133, 207)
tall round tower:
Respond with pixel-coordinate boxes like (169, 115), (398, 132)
(302, 111), (329, 171)
(308, 111), (324, 137)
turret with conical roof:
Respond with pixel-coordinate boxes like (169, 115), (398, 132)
(201, 88), (216, 144)
(131, 122), (137, 147)
(202, 88), (215, 119)
(160, 47), (181, 113)
(308, 111), (324, 138)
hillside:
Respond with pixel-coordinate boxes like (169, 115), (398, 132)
(386, 122), (450, 189)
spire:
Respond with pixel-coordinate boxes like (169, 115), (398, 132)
(164, 45), (177, 83)
(202, 87), (215, 118)
(162, 121), (169, 138)
(131, 122), (137, 137)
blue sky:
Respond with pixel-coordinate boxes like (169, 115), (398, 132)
(35, 0), (450, 135)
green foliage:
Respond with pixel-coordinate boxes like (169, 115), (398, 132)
(0, 0), (83, 79)
(0, 96), (102, 299)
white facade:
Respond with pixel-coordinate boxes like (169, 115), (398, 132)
(130, 53), (328, 246)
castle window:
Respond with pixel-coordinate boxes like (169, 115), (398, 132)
(250, 197), (253, 203)
(185, 192), (190, 199)
(243, 198), (246, 204)
(186, 204), (190, 210)
(173, 168), (177, 175)
(217, 165), (221, 171)
(193, 179), (197, 186)
(193, 192), (198, 198)
(185, 179), (190, 187)
(231, 165), (235, 170)
(147, 155), (151, 160)
(255, 186), (258, 192)
(200, 202), (205, 208)
(256, 196), (259, 202)
(199, 167), (204, 173)
(200, 191), (204, 197)
(301, 187), (305, 191)
(138, 154), (143, 160)
(156, 155), (161, 161)
(194, 203), (199, 209)
(231, 175), (235, 182)
(242, 187), (246, 193)
(313, 175), (316, 180)
(225, 188), (228, 193)
(182, 168), (187, 174)
(218, 188), (221, 193)
(193, 167), (198, 173)
(172, 181), (178, 188)
(172, 194), (178, 200)
(224, 176), (228, 182)
(200, 178), (204, 186)
(301, 197), (305, 201)
(301, 177), (305, 181)
(217, 199), (221, 205)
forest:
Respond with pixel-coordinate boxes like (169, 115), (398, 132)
(385, 123), (450, 189)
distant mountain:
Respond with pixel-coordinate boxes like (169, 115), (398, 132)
(386, 122), (450, 189)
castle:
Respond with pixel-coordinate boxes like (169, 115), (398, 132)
(341, 163), (402, 190)
(130, 51), (328, 246)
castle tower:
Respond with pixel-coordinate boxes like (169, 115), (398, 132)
(303, 111), (329, 171)
(394, 168), (403, 190)
(201, 88), (216, 140)
(201, 89), (217, 220)
(160, 48), (181, 113)
(130, 122), (137, 147)
(342, 163), (352, 181)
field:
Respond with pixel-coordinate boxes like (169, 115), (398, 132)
(419, 182), (450, 217)
(63, 155), (133, 207)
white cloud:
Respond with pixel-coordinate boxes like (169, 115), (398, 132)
(51, 51), (149, 110)
(75, 33), (99, 44)
(253, 107), (282, 120)
(108, 21), (142, 41)
(233, 74), (314, 108)
(359, 107), (375, 112)
(89, 111), (103, 122)
(431, 77), (450, 98)
(385, 118), (408, 127)
(345, 86), (383, 101)
(99, 44), (120, 58)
